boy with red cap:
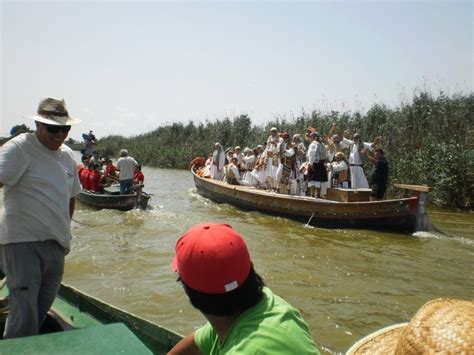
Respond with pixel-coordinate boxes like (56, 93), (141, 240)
(169, 223), (319, 354)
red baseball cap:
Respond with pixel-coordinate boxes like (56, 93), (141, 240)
(172, 223), (251, 294)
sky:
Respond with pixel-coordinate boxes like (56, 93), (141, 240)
(1, 1), (472, 141)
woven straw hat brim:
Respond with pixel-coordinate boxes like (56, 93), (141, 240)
(24, 115), (81, 126)
(346, 323), (408, 355)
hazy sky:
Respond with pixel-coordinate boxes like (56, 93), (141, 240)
(1, 1), (472, 141)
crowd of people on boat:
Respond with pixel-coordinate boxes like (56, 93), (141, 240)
(196, 124), (389, 200)
(78, 148), (144, 195)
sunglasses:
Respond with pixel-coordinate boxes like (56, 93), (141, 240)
(42, 123), (71, 134)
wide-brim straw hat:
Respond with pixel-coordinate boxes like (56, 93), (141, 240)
(24, 97), (81, 125)
(347, 298), (474, 354)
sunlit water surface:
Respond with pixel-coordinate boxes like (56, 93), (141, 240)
(1, 163), (472, 353)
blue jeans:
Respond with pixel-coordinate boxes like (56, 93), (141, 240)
(120, 179), (134, 194)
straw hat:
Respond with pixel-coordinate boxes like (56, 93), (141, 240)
(347, 298), (474, 354)
(24, 97), (80, 125)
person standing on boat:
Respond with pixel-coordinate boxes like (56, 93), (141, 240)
(116, 149), (138, 194)
(293, 134), (307, 195)
(344, 133), (381, 189)
(169, 223), (320, 355)
(266, 126), (281, 145)
(368, 148), (389, 201)
(134, 164), (145, 185)
(211, 143), (225, 180)
(307, 132), (328, 198)
(81, 130), (96, 159)
(275, 132), (290, 191)
(0, 97), (81, 339)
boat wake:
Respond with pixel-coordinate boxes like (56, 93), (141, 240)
(412, 231), (474, 246)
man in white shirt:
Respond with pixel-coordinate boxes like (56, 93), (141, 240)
(0, 97), (81, 338)
(116, 149), (139, 194)
(306, 132), (328, 198)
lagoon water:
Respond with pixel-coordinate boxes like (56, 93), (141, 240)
(1, 164), (473, 353)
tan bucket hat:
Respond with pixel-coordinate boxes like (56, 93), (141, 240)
(347, 298), (474, 354)
(24, 97), (81, 125)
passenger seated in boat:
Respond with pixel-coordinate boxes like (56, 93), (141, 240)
(327, 152), (349, 188)
(133, 164), (144, 185)
(77, 155), (89, 179)
(89, 163), (105, 193)
(241, 148), (256, 185)
(169, 223), (320, 355)
(347, 298), (473, 355)
(226, 157), (252, 186)
(250, 155), (268, 189)
(104, 159), (118, 185)
(234, 146), (244, 171)
(198, 154), (213, 178)
(80, 163), (92, 190)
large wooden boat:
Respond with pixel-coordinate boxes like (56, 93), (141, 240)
(0, 283), (182, 354)
(191, 167), (434, 233)
(76, 185), (151, 211)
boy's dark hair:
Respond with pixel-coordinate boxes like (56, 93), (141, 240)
(180, 266), (265, 316)
(375, 148), (384, 155)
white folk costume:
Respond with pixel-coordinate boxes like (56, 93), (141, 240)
(210, 144), (226, 180)
(344, 137), (372, 189)
(250, 157), (268, 188)
(242, 154), (256, 185)
(264, 143), (279, 190)
(328, 159), (349, 188)
(307, 139), (328, 196)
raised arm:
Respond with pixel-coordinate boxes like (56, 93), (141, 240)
(371, 136), (382, 148)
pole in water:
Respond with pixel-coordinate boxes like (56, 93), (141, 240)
(306, 212), (315, 226)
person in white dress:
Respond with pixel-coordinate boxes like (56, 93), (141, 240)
(343, 134), (381, 189)
(210, 143), (225, 180)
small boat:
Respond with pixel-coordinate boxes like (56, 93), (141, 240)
(0, 283), (182, 354)
(191, 166), (434, 233)
(76, 185), (151, 211)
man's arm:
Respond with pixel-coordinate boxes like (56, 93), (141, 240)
(367, 150), (377, 164)
(69, 198), (76, 219)
(167, 332), (201, 355)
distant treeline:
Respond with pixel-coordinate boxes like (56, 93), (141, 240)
(96, 91), (473, 209)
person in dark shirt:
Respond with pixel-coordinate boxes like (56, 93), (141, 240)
(368, 148), (389, 200)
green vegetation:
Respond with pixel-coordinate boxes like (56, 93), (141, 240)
(95, 91), (472, 208)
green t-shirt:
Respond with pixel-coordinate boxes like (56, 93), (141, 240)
(194, 287), (320, 354)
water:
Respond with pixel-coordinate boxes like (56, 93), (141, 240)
(2, 164), (473, 353)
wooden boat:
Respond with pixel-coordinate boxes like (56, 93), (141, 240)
(191, 166), (434, 233)
(0, 283), (182, 354)
(76, 185), (151, 211)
